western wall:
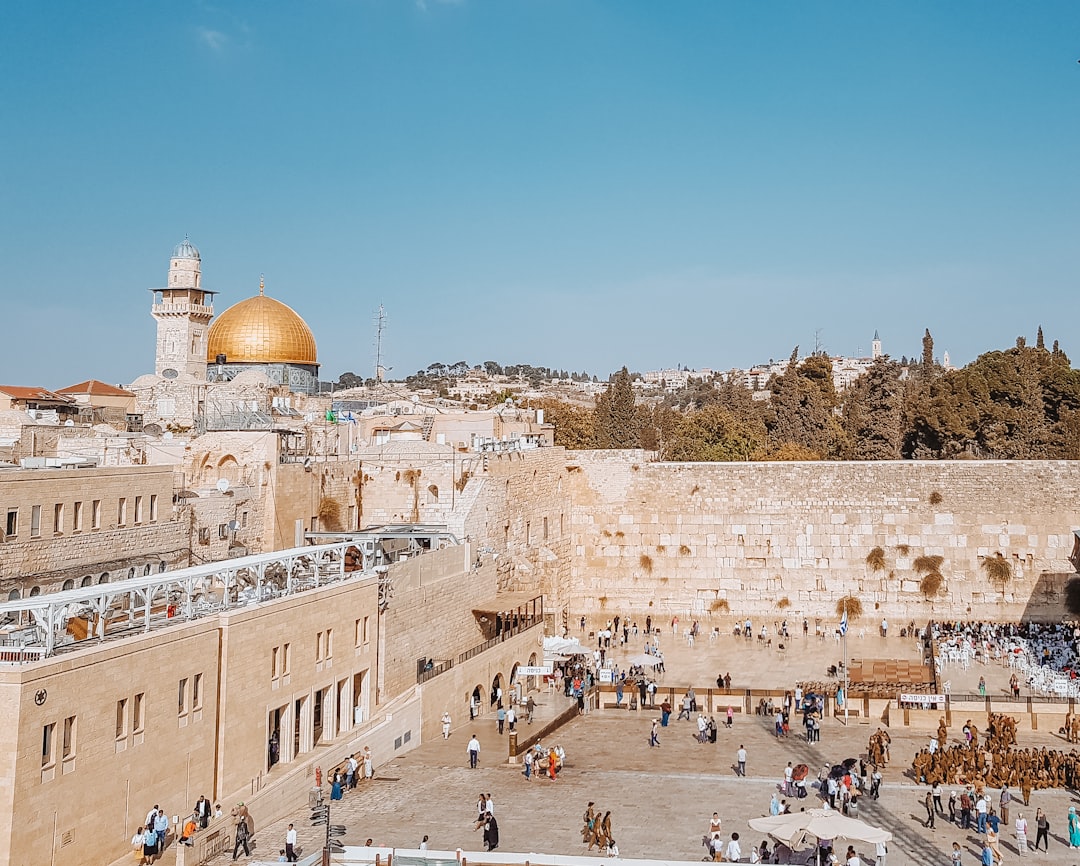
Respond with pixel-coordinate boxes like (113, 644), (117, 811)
(564, 451), (1080, 626)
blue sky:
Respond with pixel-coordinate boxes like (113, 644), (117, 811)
(2, 1), (1078, 386)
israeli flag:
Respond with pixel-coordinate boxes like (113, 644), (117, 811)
(839, 609), (848, 637)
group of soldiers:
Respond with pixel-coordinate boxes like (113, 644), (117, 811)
(581, 802), (615, 852)
(866, 728), (892, 766)
(910, 712), (1080, 802)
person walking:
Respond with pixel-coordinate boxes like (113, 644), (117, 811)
(285, 824), (298, 862)
(1033, 808), (1049, 852)
(363, 746), (374, 781)
(467, 734), (480, 768)
(497, 705), (506, 734)
(924, 790), (935, 829)
(523, 748), (533, 779)
(232, 813), (251, 861)
(154, 809), (170, 855)
(649, 719), (660, 748)
(932, 782), (942, 815)
(442, 711), (452, 739)
(1014, 812), (1028, 854)
(1069, 806), (1080, 849)
(737, 745), (747, 777)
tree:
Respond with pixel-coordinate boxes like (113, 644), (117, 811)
(594, 367), (638, 448)
(1036, 326), (1045, 351)
(661, 405), (766, 462)
(766, 350), (840, 458)
(921, 329), (935, 374)
(335, 371), (364, 389)
(527, 399), (596, 449)
(841, 358), (904, 459)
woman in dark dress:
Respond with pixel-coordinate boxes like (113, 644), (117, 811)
(483, 813), (499, 851)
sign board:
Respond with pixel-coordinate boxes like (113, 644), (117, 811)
(900, 693), (947, 706)
(517, 665), (552, 676)
(598, 668), (613, 684)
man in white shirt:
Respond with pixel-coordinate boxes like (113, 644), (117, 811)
(783, 762), (794, 793)
(467, 735), (481, 768)
(846, 844), (863, 865)
(285, 824), (298, 862)
(737, 746), (747, 777)
(725, 833), (741, 863)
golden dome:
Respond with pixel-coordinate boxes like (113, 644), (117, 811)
(206, 289), (318, 366)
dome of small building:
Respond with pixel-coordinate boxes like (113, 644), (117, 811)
(206, 290), (318, 366)
(172, 236), (201, 260)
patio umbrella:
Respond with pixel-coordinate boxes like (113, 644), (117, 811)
(748, 808), (892, 848)
(627, 653), (662, 667)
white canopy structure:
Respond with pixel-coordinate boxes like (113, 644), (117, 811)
(748, 808), (892, 848)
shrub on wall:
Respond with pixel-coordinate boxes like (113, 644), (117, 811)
(919, 571), (944, 599)
(835, 595), (863, 618)
(913, 554), (944, 574)
(777, 597), (791, 609)
(895, 544), (911, 556)
(982, 554), (1013, 596)
(929, 491), (943, 505)
(679, 544), (691, 556)
(711, 598), (730, 613)
(866, 547), (886, 572)
(639, 554), (654, 574)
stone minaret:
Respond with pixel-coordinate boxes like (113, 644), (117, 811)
(150, 237), (215, 379)
(871, 329), (882, 360)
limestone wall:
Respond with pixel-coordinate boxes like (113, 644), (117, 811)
(567, 453), (1080, 625)
(0, 465), (189, 593)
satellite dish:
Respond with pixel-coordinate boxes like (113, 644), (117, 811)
(216, 478), (231, 493)
(161, 368), (179, 380)
(228, 520), (240, 531)
(64, 419), (75, 427)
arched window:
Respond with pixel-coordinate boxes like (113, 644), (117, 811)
(7, 589), (20, 601)
(81, 576), (93, 587)
(29, 586), (41, 597)
(158, 561), (167, 573)
(128, 567), (136, 580)
(99, 573), (109, 584)
(62, 579), (75, 591)
(144, 564), (152, 576)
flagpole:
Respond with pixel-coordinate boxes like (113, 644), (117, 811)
(843, 625), (849, 726)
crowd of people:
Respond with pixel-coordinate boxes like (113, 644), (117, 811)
(129, 797), (225, 863)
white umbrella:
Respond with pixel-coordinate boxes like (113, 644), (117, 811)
(627, 653), (662, 667)
(748, 809), (892, 848)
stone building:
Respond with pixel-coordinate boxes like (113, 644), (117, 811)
(0, 465), (188, 598)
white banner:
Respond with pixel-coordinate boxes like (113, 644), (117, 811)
(517, 665), (552, 676)
(598, 668), (614, 683)
(900, 693), (946, 706)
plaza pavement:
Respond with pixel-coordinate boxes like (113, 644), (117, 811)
(210, 628), (1080, 866)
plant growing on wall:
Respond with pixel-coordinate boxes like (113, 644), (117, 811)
(711, 598), (730, 613)
(656, 545), (667, 553)
(679, 544), (691, 556)
(598, 595), (609, 609)
(777, 597), (791, 609)
(919, 571), (944, 601)
(317, 497), (343, 531)
(982, 554), (1013, 597)
(639, 554), (654, 574)
(866, 547), (886, 572)
(929, 491), (943, 505)
(895, 544), (911, 556)
(835, 595), (863, 618)
(913, 554), (944, 574)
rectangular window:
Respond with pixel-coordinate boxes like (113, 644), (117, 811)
(73, 501), (83, 531)
(543, 516), (549, 540)
(117, 498), (127, 527)
(5, 508), (16, 538)
(115, 699), (128, 739)
(192, 673), (203, 710)
(133, 692), (145, 733)
(42, 723), (56, 767)
(560, 513), (565, 535)
(218, 523), (229, 539)
(91, 500), (101, 530)
(54, 503), (64, 534)
(283, 643), (291, 675)
(316, 631), (324, 663)
(134, 496), (143, 525)
(525, 521), (530, 545)
(178, 678), (188, 715)
(355, 619), (363, 648)
(241, 510), (248, 528)
(62, 715), (76, 759)
(326, 628), (333, 660)
(30, 505), (41, 538)
(149, 494), (158, 522)
(271, 646), (280, 679)
(363, 616), (370, 645)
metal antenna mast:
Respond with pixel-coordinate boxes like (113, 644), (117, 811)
(373, 304), (386, 382)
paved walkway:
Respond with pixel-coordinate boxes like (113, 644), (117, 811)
(209, 634), (1080, 866)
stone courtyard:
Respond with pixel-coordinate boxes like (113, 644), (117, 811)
(211, 631), (1080, 866)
